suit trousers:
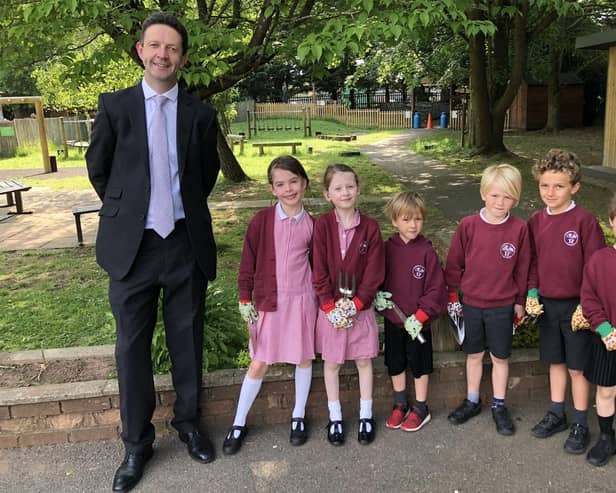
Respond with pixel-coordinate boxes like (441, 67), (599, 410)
(109, 220), (207, 452)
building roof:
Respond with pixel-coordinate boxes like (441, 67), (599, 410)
(576, 30), (616, 50)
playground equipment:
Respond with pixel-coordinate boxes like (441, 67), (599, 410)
(247, 107), (312, 138)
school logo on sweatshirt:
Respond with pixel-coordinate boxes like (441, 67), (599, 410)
(412, 265), (425, 279)
(564, 230), (579, 246)
(500, 242), (516, 259)
(359, 240), (368, 255)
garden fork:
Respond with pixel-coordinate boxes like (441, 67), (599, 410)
(338, 272), (356, 300)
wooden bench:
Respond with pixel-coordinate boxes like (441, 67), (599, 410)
(0, 179), (32, 215)
(227, 134), (245, 154)
(252, 142), (302, 156)
(72, 204), (100, 245)
(317, 134), (357, 141)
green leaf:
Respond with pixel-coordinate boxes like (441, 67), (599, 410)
(363, 0), (374, 13)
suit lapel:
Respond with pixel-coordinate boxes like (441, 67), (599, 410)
(177, 90), (195, 178)
(128, 84), (149, 176)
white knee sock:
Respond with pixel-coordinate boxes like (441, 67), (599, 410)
(232, 375), (263, 429)
(328, 400), (342, 422)
(360, 399), (373, 420)
(292, 365), (312, 420)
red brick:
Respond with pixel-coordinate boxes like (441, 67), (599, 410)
(69, 426), (119, 443)
(11, 402), (61, 418)
(153, 419), (172, 435)
(208, 385), (241, 401)
(110, 395), (121, 408)
(19, 430), (68, 447)
(202, 399), (234, 416)
(0, 407), (9, 419)
(262, 409), (291, 425)
(93, 409), (121, 426)
(152, 406), (173, 421)
(530, 388), (551, 402)
(47, 413), (89, 430)
(158, 391), (176, 406)
(438, 366), (466, 383)
(0, 434), (19, 449)
(61, 397), (111, 413)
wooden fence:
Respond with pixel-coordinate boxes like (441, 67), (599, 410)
(254, 102), (414, 129)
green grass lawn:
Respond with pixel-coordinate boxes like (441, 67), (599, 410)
(1, 123), (614, 366)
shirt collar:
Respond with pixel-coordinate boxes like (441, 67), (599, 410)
(479, 207), (509, 225)
(141, 79), (179, 102)
(547, 201), (576, 215)
(334, 208), (360, 229)
(276, 201), (305, 220)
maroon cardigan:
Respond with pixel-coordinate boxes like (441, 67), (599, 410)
(312, 209), (385, 309)
(238, 205), (314, 312)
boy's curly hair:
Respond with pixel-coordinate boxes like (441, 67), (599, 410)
(532, 149), (582, 184)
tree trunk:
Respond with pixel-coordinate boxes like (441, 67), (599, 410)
(544, 46), (562, 134)
(216, 124), (250, 182)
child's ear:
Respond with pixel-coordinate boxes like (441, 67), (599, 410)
(571, 182), (581, 195)
(323, 190), (330, 201)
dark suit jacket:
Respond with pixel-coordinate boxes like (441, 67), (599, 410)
(86, 83), (220, 281)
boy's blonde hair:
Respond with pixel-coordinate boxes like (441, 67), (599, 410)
(532, 149), (582, 184)
(480, 164), (522, 206)
(384, 191), (426, 220)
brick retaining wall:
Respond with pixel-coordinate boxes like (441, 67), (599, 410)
(0, 348), (548, 449)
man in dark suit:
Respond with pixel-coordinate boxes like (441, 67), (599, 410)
(86, 12), (219, 492)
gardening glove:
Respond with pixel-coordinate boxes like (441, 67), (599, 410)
(447, 292), (463, 318)
(404, 315), (423, 340)
(525, 289), (543, 317)
(373, 291), (394, 311)
(327, 307), (353, 330)
(571, 304), (590, 331)
(597, 322), (616, 351)
(336, 297), (358, 318)
(238, 301), (258, 324)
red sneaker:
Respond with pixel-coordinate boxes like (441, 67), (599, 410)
(401, 408), (431, 432)
(385, 403), (408, 429)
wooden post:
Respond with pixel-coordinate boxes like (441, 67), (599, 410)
(604, 46), (616, 168)
(59, 117), (69, 159)
(247, 110), (252, 139)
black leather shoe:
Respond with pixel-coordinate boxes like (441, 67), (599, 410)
(448, 399), (482, 425)
(358, 418), (376, 445)
(492, 406), (515, 436)
(289, 418), (308, 446)
(326, 420), (344, 446)
(587, 432), (616, 466)
(112, 445), (153, 492)
(564, 423), (590, 454)
(222, 425), (248, 455)
(531, 411), (568, 438)
(178, 430), (215, 463)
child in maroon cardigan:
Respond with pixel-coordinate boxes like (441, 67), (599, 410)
(374, 191), (447, 432)
(445, 164), (530, 436)
(526, 149), (606, 454)
(223, 156), (318, 455)
(312, 163), (385, 446)
(581, 193), (616, 466)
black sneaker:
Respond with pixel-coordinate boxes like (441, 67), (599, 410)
(564, 423), (590, 454)
(587, 432), (616, 467)
(492, 406), (515, 436)
(289, 418), (308, 446)
(530, 411), (568, 438)
(448, 399), (482, 425)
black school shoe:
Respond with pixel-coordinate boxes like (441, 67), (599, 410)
(564, 423), (590, 454)
(222, 425), (248, 455)
(358, 418), (376, 445)
(531, 411), (568, 438)
(587, 432), (616, 467)
(448, 399), (482, 425)
(289, 418), (308, 446)
(492, 406), (515, 436)
(326, 420), (344, 446)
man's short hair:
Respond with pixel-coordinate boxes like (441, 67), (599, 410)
(141, 12), (189, 55)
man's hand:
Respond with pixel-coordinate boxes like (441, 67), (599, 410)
(238, 301), (258, 324)
(571, 305), (590, 331)
(525, 289), (543, 317)
(373, 291), (393, 311)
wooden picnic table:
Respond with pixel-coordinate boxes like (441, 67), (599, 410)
(0, 179), (32, 215)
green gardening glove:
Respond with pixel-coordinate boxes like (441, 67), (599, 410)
(525, 289), (543, 317)
(373, 291), (393, 311)
(238, 301), (258, 324)
(596, 322), (616, 351)
(404, 315), (423, 340)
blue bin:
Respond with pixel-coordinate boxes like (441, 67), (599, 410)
(413, 112), (420, 129)
(440, 112), (447, 129)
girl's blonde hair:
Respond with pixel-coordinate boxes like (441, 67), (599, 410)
(384, 191), (426, 220)
(480, 164), (522, 206)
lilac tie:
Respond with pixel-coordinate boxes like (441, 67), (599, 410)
(149, 95), (175, 238)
